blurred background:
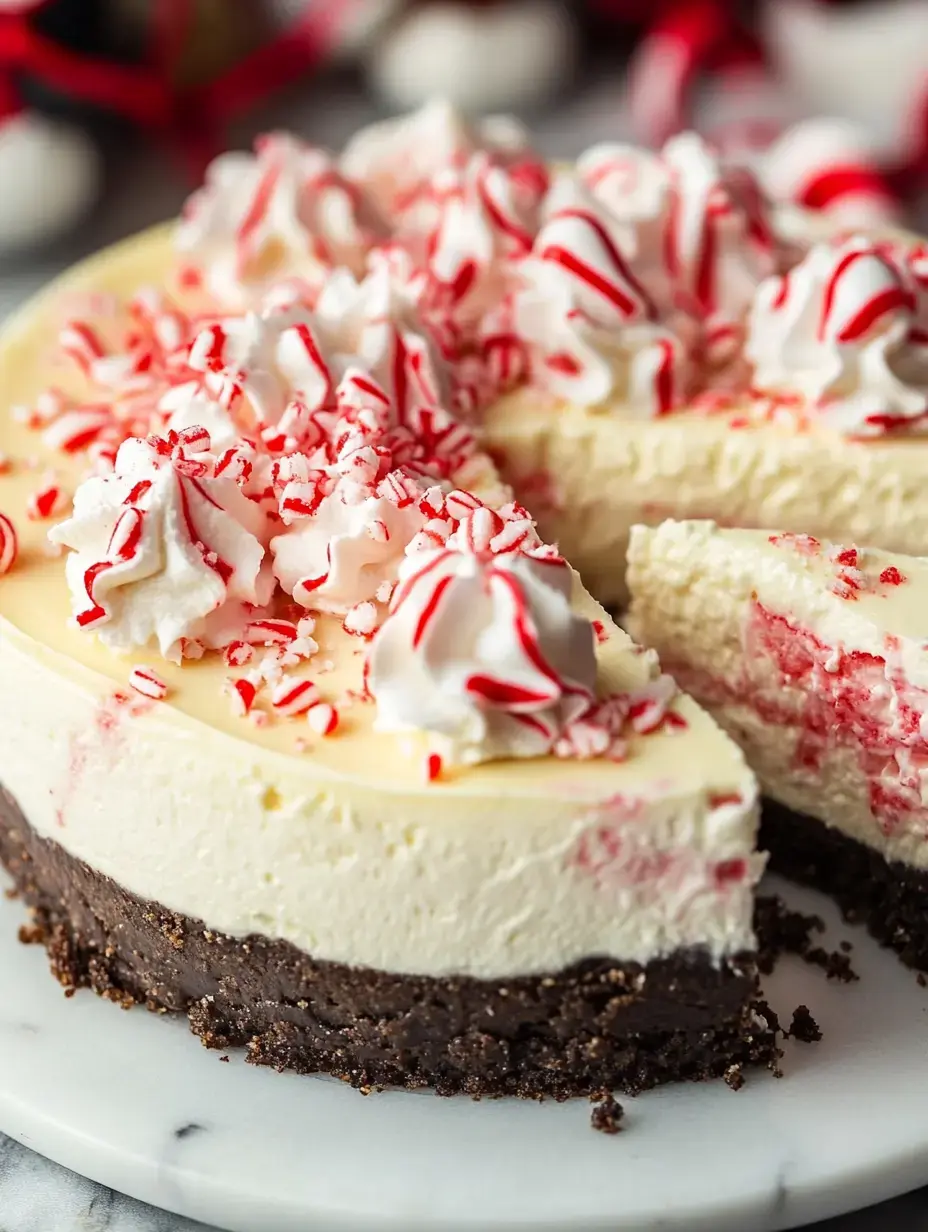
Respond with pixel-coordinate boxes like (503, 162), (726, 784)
(0, 0), (927, 298)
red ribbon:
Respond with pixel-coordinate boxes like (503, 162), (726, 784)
(0, 0), (347, 178)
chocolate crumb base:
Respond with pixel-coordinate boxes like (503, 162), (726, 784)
(761, 802), (928, 972)
(0, 792), (777, 1099)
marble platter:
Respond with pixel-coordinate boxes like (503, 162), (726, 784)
(2, 875), (928, 1232)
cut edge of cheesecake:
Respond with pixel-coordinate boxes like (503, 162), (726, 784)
(627, 517), (928, 970)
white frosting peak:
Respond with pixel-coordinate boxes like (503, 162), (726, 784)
(271, 462), (437, 616)
(177, 132), (385, 306)
(661, 133), (777, 336)
(746, 237), (928, 435)
(367, 514), (598, 766)
(49, 430), (273, 662)
(513, 178), (692, 411)
(339, 98), (537, 232)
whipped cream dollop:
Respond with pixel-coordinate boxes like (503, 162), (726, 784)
(512, 177), (692, 411)
(572, 133), (779, 363)
(184, 270), (453, 445)
(159, 384), (243, 453)
(367, 504), (598, 765)
(409, 150), (543, 334)
(339, 97), (540, 232)
(746, 237), (928, 435)
(271, 446), (438, 614)
(312, 265), (449, 414)
(50, 429), (273, 662)
(177, 132), (385, 307)
(659, 134), (778, 348)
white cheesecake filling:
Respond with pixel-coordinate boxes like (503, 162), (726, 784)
(0, 613), (760, 978)
(485, 389), (928, 607)
(628, 520), (928, 870)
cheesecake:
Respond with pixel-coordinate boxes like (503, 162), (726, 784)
(7, 96), (926, 1093)
(627, 519), (928, 969)
(0, 223), (773, 1095)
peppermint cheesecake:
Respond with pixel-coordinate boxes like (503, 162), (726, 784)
(0, 218), (772, 1096)
(5, 96), (926, 1093)
(627, 520), (928, 969)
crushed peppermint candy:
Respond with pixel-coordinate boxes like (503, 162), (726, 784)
(224, 641), (254, 667)
(307, 702), (339, 736)
(271, 677), (320, 717)
(343, 601), (378, 638)
(226, 677), (258, 717)
(0, 512), (18, 575)
(26, 481), (68, 521)
(768, 533), (822, 556)
(245, 619), (299, 646)
(129, 665), (169, 701)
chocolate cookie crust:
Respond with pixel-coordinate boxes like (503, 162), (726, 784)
(761, 802), (928, 971)
(0, 790), (776, 1098)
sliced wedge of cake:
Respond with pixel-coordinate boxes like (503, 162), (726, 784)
(628, 519), (928, 967)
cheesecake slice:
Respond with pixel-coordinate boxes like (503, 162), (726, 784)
(627, 519), (928, 968)
(0, 225), (775, 1098)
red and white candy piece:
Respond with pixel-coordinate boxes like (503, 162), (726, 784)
(343, 601), (378, 638)
(43, 407), (113, 454)
(307, 701), (339, 737)
(271, 677), (320, 717)
(244, 619), (299, 646)
(59, 320), (105, 375)
(226, 677), (258, 717)
(0, 512), (18, 575)
(26, 482), (68, 521)
(224, 640), (253, 668)
(129, 665), (169, 701)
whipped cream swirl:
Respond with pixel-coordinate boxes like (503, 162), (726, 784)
(177, 133), (384, 307)
(746, 237), (928, 435)
(50, 429), (273, 662)
(512, 177), (692, 411)
(574, 133), (779, 363)
(271, 445), (438, 615)
(339, 98), (540, 233)
(660, 134), (778, 348)
(367, 505), (598, 765)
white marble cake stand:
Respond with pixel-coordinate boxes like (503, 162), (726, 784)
(2, 874), (928, 1232)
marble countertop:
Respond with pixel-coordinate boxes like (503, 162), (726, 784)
(2, 76), (928, 1232)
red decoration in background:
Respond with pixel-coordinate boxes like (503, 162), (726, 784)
(0, 0), (350, 174)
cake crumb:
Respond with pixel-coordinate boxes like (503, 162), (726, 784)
(219, 1055), (230, 1063)
(723, 1064), (745, 1091)
(917, 973), (927, 988)
(806, 946), (858, 983)
(754, 895), (858, 982)
(17, 923), (44, 945)
(590, 1094), (625, 1134)
(787, 1005), (822, 1043)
